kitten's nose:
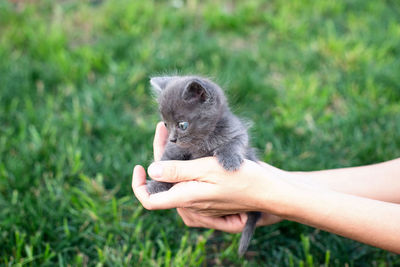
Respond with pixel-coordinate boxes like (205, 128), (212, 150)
(170, 138), (177, 143)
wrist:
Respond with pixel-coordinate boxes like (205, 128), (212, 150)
(254, 167), (295, 217)
(257, 167), (320, 219)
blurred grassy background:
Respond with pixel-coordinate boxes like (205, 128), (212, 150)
(1, 0), (399, 265)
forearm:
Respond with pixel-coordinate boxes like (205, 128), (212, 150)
(292, 158), (400, 203)
(266, 180), (400, 254)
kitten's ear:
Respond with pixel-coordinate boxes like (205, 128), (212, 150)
(150, 76), (174, 95)
(182, 79), (209, 103)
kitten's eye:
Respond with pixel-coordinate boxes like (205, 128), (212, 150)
(164, 122), (167, 127)
(178, 121), (189, 130)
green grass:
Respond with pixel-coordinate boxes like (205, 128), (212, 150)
(1, 0), (399, 265)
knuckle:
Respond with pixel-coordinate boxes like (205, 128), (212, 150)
(143, 202), (154, 210)
(185, 199), (197, 209)
(183, 218), (196, 227)
(182, 218), (192, 226)
(187, 222), (196, 227)
(167, 164), (178, 181)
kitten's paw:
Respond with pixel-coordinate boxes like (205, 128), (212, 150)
(146, 180), (173, 194)
(216, 153), (243, 172)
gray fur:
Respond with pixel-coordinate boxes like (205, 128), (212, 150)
(147, 75), (260, 255)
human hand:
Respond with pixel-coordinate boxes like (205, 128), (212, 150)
(176, 208), (283, 233)
(132, 122), (283, 232)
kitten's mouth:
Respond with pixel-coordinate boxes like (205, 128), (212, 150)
(176, 139), (205, 149)
(175, 135), (206, 148)
(176, 141), (192, 148)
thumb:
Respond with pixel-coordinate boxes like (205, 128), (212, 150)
(153, 121), (168, 161)
(147, 157), (220, 183)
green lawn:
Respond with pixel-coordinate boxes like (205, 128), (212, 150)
(1, 0), (400, 265)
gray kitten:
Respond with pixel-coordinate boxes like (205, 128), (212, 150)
(147, 75), (261, 256)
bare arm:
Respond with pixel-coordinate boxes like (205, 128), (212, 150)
(270, 171), (400, 254)
(291, 159), (400, 203)
(279, 159), (400, 253)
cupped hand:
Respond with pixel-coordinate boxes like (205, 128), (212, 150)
(132, 122), (283, 232)
(133, 157), (271, 212)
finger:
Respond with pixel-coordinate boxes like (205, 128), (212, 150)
(147, 157), (222, 182)
(142, 181), (215, 210)
(131, 165), (154, 209)
(177, 208), (246, 233)
(153, 122), (168, 161)
(257, 213), (282, 226)
(132, 164), (184, 210)
(132, 165), (185, 210)
(206, 213), (247, 233)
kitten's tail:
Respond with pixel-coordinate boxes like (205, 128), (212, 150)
(238, 211), (261, 256)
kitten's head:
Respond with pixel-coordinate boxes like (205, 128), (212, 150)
(150, 76), (227, 148)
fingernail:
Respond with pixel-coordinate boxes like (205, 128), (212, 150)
(148, 162), (163, 178)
